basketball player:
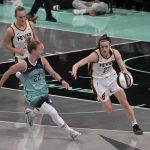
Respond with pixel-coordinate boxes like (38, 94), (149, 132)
(3, 6), (41, 125)
(70, 34), (143, 135)
(3, 6), (40, 62)
(0, 38), (81, 140)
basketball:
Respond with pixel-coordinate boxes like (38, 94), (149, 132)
(117, 72), (133, 89)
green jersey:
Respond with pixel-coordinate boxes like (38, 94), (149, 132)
(22, 57), (48, 103)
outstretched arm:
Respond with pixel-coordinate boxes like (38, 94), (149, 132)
(0, 61), (26, 87)
(71, 52), (98, 80)
(42, 57), (70, 89)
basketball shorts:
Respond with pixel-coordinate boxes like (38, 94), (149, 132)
(92, 73), (122, 102)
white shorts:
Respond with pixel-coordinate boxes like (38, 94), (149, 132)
(92, 73), (122, 102)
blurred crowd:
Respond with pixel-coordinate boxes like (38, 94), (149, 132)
(0, 0), (150, 22)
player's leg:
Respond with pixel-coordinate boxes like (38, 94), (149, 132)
(111, 81), (143, 135)
(92, 78), (114, 114)
(27, 96), (81, 140)
(88, 2), (109, 15)
(72, 0), (92, 15)
(72, 0), (89, 10)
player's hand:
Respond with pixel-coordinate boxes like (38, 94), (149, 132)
(61, 80), (70, 89)
(121, 69), (131, 75)
(15, 48), (25, 56)
(70, 67), (78, 80)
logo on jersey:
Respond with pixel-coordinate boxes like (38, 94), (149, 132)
(17, 32), (32, 41)
(99, 61), (114, 68)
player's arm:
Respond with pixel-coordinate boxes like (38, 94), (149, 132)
(0, 61), (26, 87)
(114, 49), (130, 74)
(29, 21), (40, 42)
(3, 28), (17, 53)
(3, 27), (25, 56)
(42, 57), (70, 89)
(71, 51), (98, 80)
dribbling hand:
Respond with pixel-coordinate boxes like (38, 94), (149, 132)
(121, 69), (131, 75)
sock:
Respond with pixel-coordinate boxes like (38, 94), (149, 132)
(61, 123), (73, 133)
(131, 119), (138, 127)
(41, 102), (73, 133)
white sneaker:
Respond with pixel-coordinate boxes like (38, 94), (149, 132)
(16, 72), (24, 87)
(25, 108), (33, 126)
(70, 130), (81, 140)
(73, 9), (86, 15)
(16, 72), (22, 79)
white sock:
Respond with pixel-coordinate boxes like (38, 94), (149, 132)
(62, 123), (74, 133)
(41, 102), (73, 133)
(131, 119), (138, 127)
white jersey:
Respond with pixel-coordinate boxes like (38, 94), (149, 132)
(89, 49), (116, 78)
(11, 20), (33, 60)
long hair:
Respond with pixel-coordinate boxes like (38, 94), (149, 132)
(95, 34), (111, 50)
(15, 6), (26, 17)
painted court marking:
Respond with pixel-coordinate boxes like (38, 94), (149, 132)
(124, 54), (150, 74)
(0, 120), (150, 134)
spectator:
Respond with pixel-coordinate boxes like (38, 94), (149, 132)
(27, 0), (56, 22)
(72, 0), (112, 16)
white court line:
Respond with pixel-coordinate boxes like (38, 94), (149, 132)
(0, 60), (14, 64)
(0, 120), (149, 134)
(39, 40), (140, 57)
(0, 104), (146, 115)
(1, 20), (149, 42)
(0, 86), (120, 106)
(1, 87), (148, 109)
(0, 108), (124, 115)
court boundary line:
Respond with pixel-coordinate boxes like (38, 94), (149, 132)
(44, 40), (140, 57)
(0, 39), (140, 63)
(0, 108), (124, 115)
(0, 120), (149, 134)
(0, 103), (146, 115)
(124, 54), (150, 74)
(0, 21), (149, 42)
(1, 87), (149, 110)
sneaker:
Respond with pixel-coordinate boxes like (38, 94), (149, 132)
(25, 108), (33, 126)
(70, 130), (81, 140)
(46, 16), (57, 22)
(16, 72), (24, 87)
(132, 124), (143, 135)
(26, 13), (38, 23)
(73, 9), (86, 15)
(16, 72), (22, 79)
(53, 5), (60, 11)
